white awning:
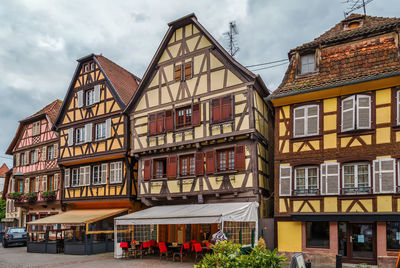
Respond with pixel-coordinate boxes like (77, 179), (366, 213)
(115, 202), (258, 225)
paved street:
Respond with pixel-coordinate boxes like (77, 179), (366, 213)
(0, 245), (194, 268)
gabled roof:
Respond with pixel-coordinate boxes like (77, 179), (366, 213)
(123, 13), (268, 113)
(271, 14), (400, 99)
(53, 54), (140, 129)
(0, 164), (9, 178)
(6, 100), (62, 155)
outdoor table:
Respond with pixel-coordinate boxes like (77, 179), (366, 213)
(168, 245), (181, 252)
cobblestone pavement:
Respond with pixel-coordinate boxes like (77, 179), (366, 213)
(0, 244), (194, 268)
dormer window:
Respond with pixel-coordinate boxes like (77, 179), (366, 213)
(84, 64), (89, 73)
(32, 121), (41, 136)
(300, 54), (315, 74)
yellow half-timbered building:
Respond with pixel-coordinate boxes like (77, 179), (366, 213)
(124, 14), (273, 245)
(269, 14), (400, 267)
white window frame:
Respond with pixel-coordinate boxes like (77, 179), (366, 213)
(95, 122), (106, 140)
(341, 95), (371, 132)
(86, 89), (95, 106)
(342, 162), (371, 192)
(300, 54), (315, 74)
(92, 165), (101, 185)
(279, 165), (292, 196)
(293, 105), (319, 137)
(372, 158), (396, 193)
(110, 161), (123, 184)
(294, 166), (319, 193)
(71, 168), (79, 187)
(76, 127), (86, 144)
(47, 145), (54, 160)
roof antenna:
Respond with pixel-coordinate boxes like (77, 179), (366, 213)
(343, 0), (374, 17)
(224, 21), (239, 57)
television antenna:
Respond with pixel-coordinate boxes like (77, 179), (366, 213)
(343, 0), (374, 17)
(224, 21), (239, 57)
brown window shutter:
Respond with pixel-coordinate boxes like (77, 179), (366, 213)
(156, 112), (165, 133)
(195, 152), (204, 176)
(205, 151), (216, 174)
(192, 103), (201, 126)
(235, 145), (246, 171)
(184, 62), (192, 79)
(221, 96), (232, 120)
(149, 114), (156, 135)
(212, 99), (221, 122)
(174, 65), (182, 81)
(165, 110), (174, 131)
(143, 160), (151, 180)
(167, 156), (178, 178)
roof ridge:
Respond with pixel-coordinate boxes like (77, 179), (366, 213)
(95, 55), (141, 82)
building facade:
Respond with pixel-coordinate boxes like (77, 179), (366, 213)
(124, 14), (274, 245)
(269, 14), (400, 267)
(5, 100), (62, 228)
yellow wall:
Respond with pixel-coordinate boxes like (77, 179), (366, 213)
(277, 221), (302, 252)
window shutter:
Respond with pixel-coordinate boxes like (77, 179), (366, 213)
(106, 118), (112, 138)
(279, 166), (292, 196)
(79, 167), (85, 186)
(86, 166), (91, 186)
(117, 162), (123, 183)
(101, 163), (108, 184)
(68, 128), (74, 146)
(165, 110), (174, 132)
(25, 153), (29, 166)
(77, 90), (83, 108)
(192, 103), (201, 126)
(167, 156), (178, 179)
(54, 174), (59, 190)
(184, 62), (192, 79)
(53, 144), (58, 159)
(42, 175), (48, 192)
(195, 152), (204, 176)
(41, 146), (47, 161)
(234, 145), (246, 171)
(321, 163), (339, 195)
(357, 95), (371, 129)
(205, 151), (216, 174)
(342, 96), (355, 132)
(373, 158), (395, 193)
(293, 107), (305, 137)
(64, 169), (70, 188)
(149, 114), (156, 135)
(85, 123), (92, 143)
(94, 85), (101, 103)
(35, 176), (39, 192)
(307, 105), (319, 135)
(16, 153), (20, 166)
(24, 178), (29, 193)
(35, 149), (39, 163)
(174, 65), (182, 81)
(11, 179), (15, 193)
(221, 96), (232, 120)
(156, 112), (165, 134)
(212, 99), (221, 122)
(109, 163), (115, 183)
(143, 160), (151, 181)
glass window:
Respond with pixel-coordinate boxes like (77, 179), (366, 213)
(176, 106), (192, 128)
(217, 149), (235, 171)
(95, 122), (106, 140)
(341, 95), (371, 132)
(71, 168), (79, 186)
(90, 62), (95, 71)
(180, 155), (195, 176)
(343, 163), (370, 193)
(387, 222), (400, 251)
(93, 166), (101, 185)
(293, 105), (319, 137)
(47, 145), (54, 160)
(32, 121), (41, 136)
(48, 175), (55, 191)
(30, 150), (36, 164)
(306, 222), (329, 248)
(153, 159), (166, 179)
(76, 127), (85, 144)
(300, 54), (315, 74)
(86, 89), (95, 106)
(110, 161), (123, 183)
(295, 166), (318, 194)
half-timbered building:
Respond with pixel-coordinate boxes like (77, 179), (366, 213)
(5, 100), (62, 229)
(123, 14), (273, 247)
(269, 14), (400, 267)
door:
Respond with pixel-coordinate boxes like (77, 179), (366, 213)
(339, 222), (376, 264)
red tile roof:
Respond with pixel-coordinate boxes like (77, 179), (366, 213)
(95, 55), (140, 105)
(22, 99), (63, 124)
(0, 164), (9, 177)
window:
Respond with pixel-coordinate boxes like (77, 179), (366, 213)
(30, 150), (37, 164)
(342, 163), (370, 193)
(47, 145), (54, 160)
(76, 127), (85, 144)
(71, 168), (79, 187)
(306, 222), (329, 248)
(20, 153), (25, 166)
(90, 62), (95, 71)
(86, 89), (95, 106)
(184, 62), (192, 80)
(387, 222), (400, 251)
(110, 162), (123, 183)
(176, 106), (192, 128)
(180, 155), (195, 176)
(174, 65), (182, 81)
(93, 165), (101, 185)
(95, 122), (106, 140)
(174, 62), (192, 81)
(84, 64), (89, 72)
(341, 95), (371, 132)
(293, 105), (319, 137)
(294, 166), (318, 195)
(32, 121), (41, 136)
(212, 96), (232, 123)
(300, 54), (315, 74)
(153, 159), (166, 179)
(16, 180), (24, 193)
(48, 175), (55, 191)
(29, 178), (35, 193)
(217, 149), (235, 171)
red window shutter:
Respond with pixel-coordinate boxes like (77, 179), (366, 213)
(156, 112), (165, 134)
(221, 96), (232, 120)
(143, 160), (151, 180)
(205, 151), (216, 174)
(195, 152), (204, 176)
(235, 145), (246, 171)
(149, 114), (156, 135)
(212, 99), (221, 122)
(167, 156), (177, 178)
(165, 110), (174, 132)
(192, 104), (201, 126)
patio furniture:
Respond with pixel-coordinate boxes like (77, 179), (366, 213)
(120, 242), (129, 259)
(173, 242), (190, 263)
(193, 243), (204, 262)
(158, 242), (170, 260)
(130, 240), (143, 259)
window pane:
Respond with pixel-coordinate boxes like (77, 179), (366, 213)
(358, 108), (370, 128)
(343, 165), (355, 188)
(342, 110), (354, 130)
(307, 117), (318, 135)
(357, 164), (369, 187)
(308, 106), (318, 116)
(387, 222), (400, 250)
(308, 168), (318, 189)
(306, 222), (329, 248)
(294, 108), (305, 118)
(343, 99), (353, 110)
(294, 118), (305, 136)
(296, 168), (306, 190)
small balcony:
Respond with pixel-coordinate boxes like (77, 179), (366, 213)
(8, 190), (59, 206)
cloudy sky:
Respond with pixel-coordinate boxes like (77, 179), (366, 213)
(0, 0), (398, 167)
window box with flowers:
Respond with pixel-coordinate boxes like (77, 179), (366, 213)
(41, 190), (57, 202)
(7, 192), (24, 202)
(25, 192), (38, 204)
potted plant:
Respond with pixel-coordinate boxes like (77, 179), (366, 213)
(7, 192), (24, 202)
(25, 192), (38, 203)
(41, 190), (57, 202)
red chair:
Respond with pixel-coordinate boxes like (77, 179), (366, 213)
(158, 242), (169, 260)
(190, 240), (198, 250)
(173, 242), (190, 262)
(120, 242), (129, 258)
(130, 240), (143, 259)
(193, 243), (203, 262)
(203, 241), (212, 252)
